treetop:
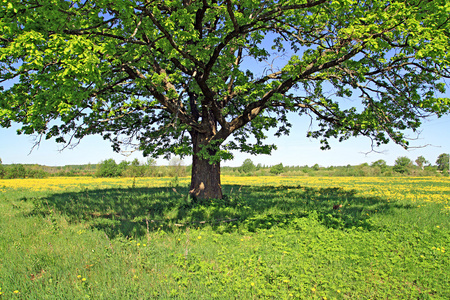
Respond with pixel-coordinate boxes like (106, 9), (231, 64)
(1, 0), (449, 160)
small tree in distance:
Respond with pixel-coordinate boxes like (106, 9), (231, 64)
(270, 163), (284, 175)
(239, 159), (256, 174)
(393, 157), (413, 174)
(415, 156), (429, 170)
(1, 1), (450, 199)
(0, 158), (5, 178)
(95, 159), (127, 177)
(436, 153), (450, 174)
(125, 158), (145, 177)
(371, 160), (387, 169)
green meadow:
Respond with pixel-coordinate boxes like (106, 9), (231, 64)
(0, 176), (449, 299)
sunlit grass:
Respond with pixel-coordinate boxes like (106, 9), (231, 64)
(0, 176), (449, 299)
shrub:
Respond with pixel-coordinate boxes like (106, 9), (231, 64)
(4, 164), (28, 179)
(393, 156), (413, 174)
(270, 163), (284, 175)
(0, 158), (4, 178)
(436, 153), (449, 174)
(95, 159), (123, 177)
(239, 159), (256, 174)
(123, 159), (145, 177)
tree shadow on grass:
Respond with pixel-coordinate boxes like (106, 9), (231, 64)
(25, 184), (414, 238)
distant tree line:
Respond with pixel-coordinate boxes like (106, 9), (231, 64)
(0, 159), (50, 179)
(0, 159), (97, 179)
(94, 157), (187, 178)
(0, 154), (449, 179)
(0, 157), (189, 179)
(226, 153), (450, 177)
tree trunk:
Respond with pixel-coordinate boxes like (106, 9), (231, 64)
(189, 132), (223, 200)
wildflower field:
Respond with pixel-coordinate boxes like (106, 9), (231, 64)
(0, 176), (449, 299)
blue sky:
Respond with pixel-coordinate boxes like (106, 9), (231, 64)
(1, 112), (449, 167)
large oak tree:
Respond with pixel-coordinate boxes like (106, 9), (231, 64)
(1, 0), (449, 199)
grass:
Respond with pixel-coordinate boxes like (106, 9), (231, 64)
(0, 176), (449, 299)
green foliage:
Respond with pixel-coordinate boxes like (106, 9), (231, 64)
(2, 164), (48, 179)
(239, 158), (256, 174)
(415, 156), (429, 170)
(371, 159), (387, 169)
(95, 159), (125, 177)
(1, 0), (449, 187)
(436, 153), (450, 173)
(122, 158), (145, 177)
(393, 156), (413, 174)
(221, 160), (444, 177)
(5, 164), (27, 178)
(0, 158), (4, 178)
(0, 158), (442, 179)
(269, 163), (284, 175)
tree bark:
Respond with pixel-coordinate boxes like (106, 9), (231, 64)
(189, 131), (223, 200)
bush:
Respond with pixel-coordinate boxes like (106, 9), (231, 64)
(436, 153), (449, 174)
(270, 163), (284, 175)
(393, 156), (413, 174)
(0, 158), (4, 178)
(239, 159), (256, 174)
(95, 159), (123, 177)
(123, 159), (146, 177)
(2, 164), (48, 179)
(4, 164), (27, 179)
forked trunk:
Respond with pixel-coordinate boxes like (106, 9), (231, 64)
(189, 132), (223, 200)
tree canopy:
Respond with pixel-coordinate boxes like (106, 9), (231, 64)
(1, 0), (450, 198)
(436, 153), (450, 173)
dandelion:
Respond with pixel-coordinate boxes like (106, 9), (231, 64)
(137, 243), (141, 246)
(77, 275), (82, 279)
(198, 236), (201, 240)
(143, 244), (146, 247)
(13, 290), (19, 294)
(251, 282), (255, 286)
(311, 287), (316, 292)
(82, 278), (87, 282)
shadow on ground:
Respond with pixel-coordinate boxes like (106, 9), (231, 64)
(25, 183), (414, 238)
